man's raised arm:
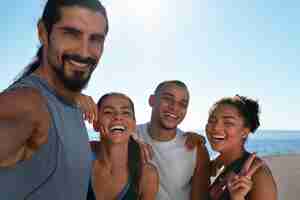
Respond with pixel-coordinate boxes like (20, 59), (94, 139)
(0, 88), (50, 167)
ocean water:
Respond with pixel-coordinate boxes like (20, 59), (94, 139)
(202, 130), (300, 158)
(88, 130), (300, 157)
(245, 130), (300, 156)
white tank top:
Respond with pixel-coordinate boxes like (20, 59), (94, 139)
(137, 123), (197, 200)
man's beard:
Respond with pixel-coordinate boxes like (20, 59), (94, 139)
(52, 54), (97, 92)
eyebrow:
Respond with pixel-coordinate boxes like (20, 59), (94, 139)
(160, 92), (174, 97)
(102, 105), (131, 110)
(58, 26), (106, 39)
(222, 115), (237, 120)
(59, 26), (81, 33)
(161, 92), (188, 103)
(91, 33), (105, 40)
(120, 106), (131, 110)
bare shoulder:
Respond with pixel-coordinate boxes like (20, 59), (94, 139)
(249, 157), (278, 200)
(252, 157), (274, 178)
(0, 87), (49, 121)
(0, 87), (50, 166)
(1, 87), (46, 106)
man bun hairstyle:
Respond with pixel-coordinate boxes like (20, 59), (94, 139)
(42, 0), (109, 35)
(238, 95), (260, 133)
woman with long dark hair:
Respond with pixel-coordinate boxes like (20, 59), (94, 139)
(89, 92), (159, 200)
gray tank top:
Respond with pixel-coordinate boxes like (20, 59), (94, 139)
(0, 75), (92, 200)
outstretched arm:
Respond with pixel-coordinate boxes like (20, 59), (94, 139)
(0, 88), (49, 167)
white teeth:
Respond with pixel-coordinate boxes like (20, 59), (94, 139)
(69, 60), (88, 68)
(165, 113), (177, 119)
(211, 135), (226, 143)
(109, 125), (126, 133)
(213, 135), (225, 140)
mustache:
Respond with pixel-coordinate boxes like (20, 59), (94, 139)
(62, 54), (97, 66)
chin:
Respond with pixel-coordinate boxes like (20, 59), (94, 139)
(162, 124), (178, 130)
(159, 119), (178, 129)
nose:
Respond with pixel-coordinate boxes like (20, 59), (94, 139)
(112, 111), (123, 121)
(79, 40), (89, 58)
(167, 100), (175, 110)
(77, 37), (92, 58)
(167, 99), (181, 112)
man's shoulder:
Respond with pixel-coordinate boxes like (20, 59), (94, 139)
(2, 87), (45, 108)
(1, 86), (49, 123)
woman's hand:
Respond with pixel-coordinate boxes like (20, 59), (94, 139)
(228, 153), (263, 200)
(131, 134), (153, 164)
(227, 174), (253, 200)
(184, 131), (206, 150)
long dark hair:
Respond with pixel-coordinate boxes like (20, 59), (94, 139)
(97, 93), (141, 195)
(128, 136), (142, 196)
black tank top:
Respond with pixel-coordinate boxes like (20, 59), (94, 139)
(209, 152), (251, 200)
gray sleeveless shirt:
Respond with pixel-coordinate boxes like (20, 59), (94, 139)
(0, 75), (92, 199)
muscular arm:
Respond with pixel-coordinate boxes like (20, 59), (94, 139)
(191, 144), (211, 200)
(0, 88), (50, 166)
(139, 163), (159, 200)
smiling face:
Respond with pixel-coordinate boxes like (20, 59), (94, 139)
(205, 104), (250, 154)
(39, 6), (107, 91)
(150, 83), (189, 130)
(97, 95), (136, 144)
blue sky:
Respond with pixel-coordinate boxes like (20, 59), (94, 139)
(1, 0), (299, 131)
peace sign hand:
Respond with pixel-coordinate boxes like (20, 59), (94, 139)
(227, 153), (264, 200)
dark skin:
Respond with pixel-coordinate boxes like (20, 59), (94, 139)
(191, 141), (210, 200)
(206, 104), (277, 200)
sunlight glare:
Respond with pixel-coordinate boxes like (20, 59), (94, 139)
(109, 0), (163, 31)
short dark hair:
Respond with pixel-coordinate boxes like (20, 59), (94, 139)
(13, 0), (108, 84)
(209, 95), (261, 133)
(154, 80), (189, 96)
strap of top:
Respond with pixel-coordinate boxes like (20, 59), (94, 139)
(117, 177), (131, 200)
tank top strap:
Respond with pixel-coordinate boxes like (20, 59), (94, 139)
(117, 177), (131, 200)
